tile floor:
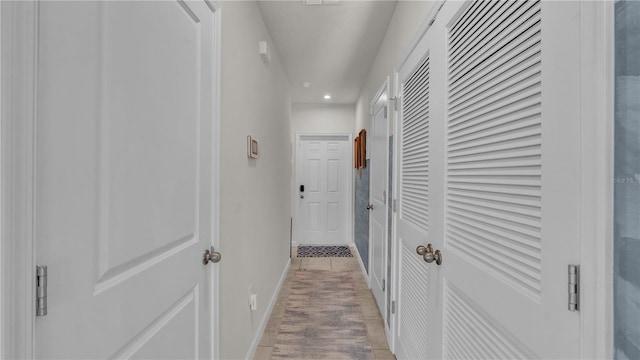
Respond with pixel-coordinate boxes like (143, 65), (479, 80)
(254, 247), (395, 360)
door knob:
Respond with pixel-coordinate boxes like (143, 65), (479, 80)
(424, 249), (442, 265)
(300, 194), (305, 199)
(416, 244), (433, 256)
(366, 204), (374, 210)
(416, 244), (442, 265)
(203, 247), (222, 265)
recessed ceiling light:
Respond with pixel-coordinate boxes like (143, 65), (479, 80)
(323, 94), (331, 100)
(302, 82), (312, 88)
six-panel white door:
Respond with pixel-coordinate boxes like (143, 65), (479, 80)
(296, 135), (351, 245)
(34, 1), (219, 358)
(394, 1), (583, 359)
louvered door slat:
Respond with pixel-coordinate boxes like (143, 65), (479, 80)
(449, 1), (535, 71)
(449, 84), (541, 127)
(450, 25), (541, 94)
(449, 124), (541, 150)
(449, 1), (517, 67)
(449, 66), (540, 116)
(447, 219), (541, 261)
(448, 157), (540, 170)
(448, 188), (540, 209)
(443, 283), (534, 360)
(446, 2), (544, 300)
(448, 114), (540, 146)
(449, 1), (489, 46)
(401, 54), (430, 232)
(449, 1), (540, 81)
(449, 49), (540, 109)
(447, 199), (540, 228)
(398, 240), (430, 359)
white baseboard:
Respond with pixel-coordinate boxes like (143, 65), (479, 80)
(244, 258), (290, 360)
(352, 245), (370, 286)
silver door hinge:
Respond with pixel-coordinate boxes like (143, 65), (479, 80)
(568, 265), (579, 312)
(393, 199), (397, 212)
(391, 300), (396, 314)
(384, 106), (388, 119)
(36, 265), (48, 317)
(390, 97), (398, 111)
(383, 190), (387, 205)
(382, 279), (386, 292)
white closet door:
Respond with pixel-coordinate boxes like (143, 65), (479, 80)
(439, 1), (582, 358)
(394, 0), (583, 359)
(394, 19), (445, 357)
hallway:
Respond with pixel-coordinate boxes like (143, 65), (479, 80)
(254, 248), (394, 360)
(0, 1), (628, 359)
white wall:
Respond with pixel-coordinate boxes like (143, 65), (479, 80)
(291, 103), (356, 137)
(219, 2), (292, 359)
(355, 1), (435, 139)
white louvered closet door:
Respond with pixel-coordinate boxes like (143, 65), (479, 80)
(436, 0), (582, 358)
(394, 0), (584, 359)
(393, 10), (447, 358)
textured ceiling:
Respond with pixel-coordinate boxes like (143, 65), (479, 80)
(257, 1), (398, 104)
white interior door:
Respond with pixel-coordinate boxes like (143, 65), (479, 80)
(34, 1), (219, 358)
(369, 89), (389, 323)
(394, 1), (583, 359)
(394, 27), (442, 359)
(439, 1), (582, 358)
(296, 135), (351, 245)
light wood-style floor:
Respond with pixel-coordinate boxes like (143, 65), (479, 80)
(254, 247), (395, 360)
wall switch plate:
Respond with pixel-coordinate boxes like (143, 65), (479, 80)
(250, 294), (258, 311)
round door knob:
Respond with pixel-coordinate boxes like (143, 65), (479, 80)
(203, 248), (222, 265)
(423, 248), (442, 265)
(434, 250), (443, 265)
(300, 194), (305, 199)
(423, 251), (435, 263)
(416, 244), (433, 256)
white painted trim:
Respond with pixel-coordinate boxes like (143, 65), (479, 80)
(352, 244), (370, 285)
(0, 3), (4, 356)
(1, 2), (38, 358)
(210, 2), (222, 359)
(244, 259), (290, 360)
(396, 0), (444, 77)
(293, 132), (354, 246)
(389, 69), (401, 356)
(579, 2), (614, 358)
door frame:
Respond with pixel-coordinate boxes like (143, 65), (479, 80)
(293, 133), (354, 246)
(578, 1), (614, 358)
(0, 2), (223, 358)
